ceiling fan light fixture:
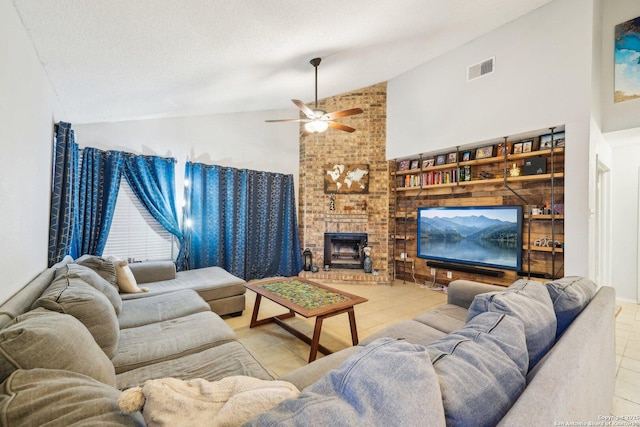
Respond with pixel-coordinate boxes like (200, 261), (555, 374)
(305, 120), (329, 133)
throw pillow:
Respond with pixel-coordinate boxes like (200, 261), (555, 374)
(110, 257), (149, 293)
(545, 276), (597, 337)
(245, 337), (446, 426)
(55, 263), (123, 314)
(427, 312), (528, 427)
(75, 254), (118, 287)
(0, 368), (143, 426)
(467, 280), (556, 370)
(33, 275), (120, 358)
(0, 309), (116, 387)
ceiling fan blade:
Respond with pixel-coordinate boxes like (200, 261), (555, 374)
(292, 99), (316, 119)
(322, 108), (363, 120)
(265, 118), (306, 123)
(328, 121), (356, 133)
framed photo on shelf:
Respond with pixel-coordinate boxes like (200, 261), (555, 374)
(410, 159), (420, 170)
(513, 143), (523, 154)
(397, 160), (411, 171)
(435, 154), (447, 165)
(422, 158), (435, 168)
(475, 145), (494, 159)
(539, 132), (564, 149)
(496, 142), (510, 155)
(447, 152), (458, 163)
(461, 151), (472, 162)
(522, 139), (533, 152)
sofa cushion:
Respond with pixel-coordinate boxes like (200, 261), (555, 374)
(467, 279), (556, 370)
(116, 341), (273, 390)
(545, 276), (597, 337)
(0, 368), (144, 427)
(245, 337), (446, 426)
(0, 309), (116, 387)
(359, 320), (446, 347)
(427, 312), (528, 427)
(55, 263), (123, 314)
(75, 254), (118, 287)
(118, 289), (211, 329)
(33, 275), (120, 358)
(112, 311), (236, 373)
(413, 304), (468, 333)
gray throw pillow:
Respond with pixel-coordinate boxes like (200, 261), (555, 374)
(545, 276), (597, 337)
(56, 263), (122, 314)
(33, 275), (120, 358)
(467, 279), (556, 370)
(0, 309), (116, 387)
(75, 254), (118, 288)
(245, 337), (446, 426)
(0, 368), (144, 426)
(427, 312), (528, 427)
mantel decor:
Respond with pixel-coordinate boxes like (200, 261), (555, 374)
(324, 163), (370, 194)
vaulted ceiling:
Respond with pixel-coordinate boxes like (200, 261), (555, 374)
(13, 0), (552, 124)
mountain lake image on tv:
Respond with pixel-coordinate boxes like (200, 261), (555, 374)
(417, 205), (523, 271)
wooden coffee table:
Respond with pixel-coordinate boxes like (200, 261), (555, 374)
(245, 277), (368, 362)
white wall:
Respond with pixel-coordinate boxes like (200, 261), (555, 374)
(0, 0), (60, 303)
(601, 0), (640, 133)
(610, 133), (640, 301)
(74, 109), (300, 214)
(387, 0), (594, 278)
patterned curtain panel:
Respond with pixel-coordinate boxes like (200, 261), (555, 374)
(123, 154), (184, 264)
(76, 148), (124, 256)
(184, 162), (302, 280)
(48, 122), (79, 266)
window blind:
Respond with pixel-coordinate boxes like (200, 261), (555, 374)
(102, 177), (174, 261)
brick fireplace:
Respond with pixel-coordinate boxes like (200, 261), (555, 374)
(324, 232), (368, 269)
(298, 82), (390, 284)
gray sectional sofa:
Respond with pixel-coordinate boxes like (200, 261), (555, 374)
(270, 277), (617, 426)
(0, 253), (617, 426)
(0, 256), (271, 425)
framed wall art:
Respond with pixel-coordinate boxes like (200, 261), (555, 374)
(324, 163), (369, 194)
(615, 16), (640, 103)
(475, 145), (494, 159)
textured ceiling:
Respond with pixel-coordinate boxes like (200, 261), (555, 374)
(13, 0), (552, 124)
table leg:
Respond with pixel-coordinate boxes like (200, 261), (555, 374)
(348, 308), (359, 346)
(309, 316), (325, 363)
(249, 294), (262, 328)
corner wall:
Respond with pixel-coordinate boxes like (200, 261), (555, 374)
(387, 0), (595, 278)
(0, 1), (60, 303)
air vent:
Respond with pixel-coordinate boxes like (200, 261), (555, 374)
(467, 57), (495, 81)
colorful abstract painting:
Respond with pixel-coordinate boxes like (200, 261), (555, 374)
(615, 16), (640, 103)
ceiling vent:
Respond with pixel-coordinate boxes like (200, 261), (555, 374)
(467, 57), (495, 81)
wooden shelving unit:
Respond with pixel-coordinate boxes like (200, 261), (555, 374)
(390, 127), (565, 285)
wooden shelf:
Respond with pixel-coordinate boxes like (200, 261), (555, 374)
(525, 214), (565, 220)
(525, 246), (564, 253)
(394, 235), (415, 240)
(394, 257), (415, 263)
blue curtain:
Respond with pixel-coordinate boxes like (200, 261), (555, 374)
(123, 154), (185, 264)
(76, 148), (124, 256)
(184, 162), (302, 280)
(48, 122), (79, 266)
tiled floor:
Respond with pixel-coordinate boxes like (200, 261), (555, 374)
(224, 280), (640, 415)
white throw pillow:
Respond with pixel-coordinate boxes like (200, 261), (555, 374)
(109, 257), (148, 293)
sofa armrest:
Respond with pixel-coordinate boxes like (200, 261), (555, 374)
(447, 280), (506, 309)
(127, 261), (176, 284)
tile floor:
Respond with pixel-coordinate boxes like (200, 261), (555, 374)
(224, 280), (640, 415)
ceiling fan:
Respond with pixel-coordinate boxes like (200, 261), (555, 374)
(266, 57), (363, 134)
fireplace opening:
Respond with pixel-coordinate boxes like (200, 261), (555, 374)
(324, 233), (368, 269)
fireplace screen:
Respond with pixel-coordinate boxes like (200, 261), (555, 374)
(324, 233), (368, 269)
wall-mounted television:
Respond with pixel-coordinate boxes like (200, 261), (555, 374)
(417, 205), (523, 271)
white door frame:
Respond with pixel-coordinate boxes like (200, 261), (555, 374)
(595, 158), (611, 287)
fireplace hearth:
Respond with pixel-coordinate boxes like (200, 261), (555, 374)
(324, 233), (368, 269)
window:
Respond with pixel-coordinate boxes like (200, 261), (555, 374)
(102, 178), (174, 261)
